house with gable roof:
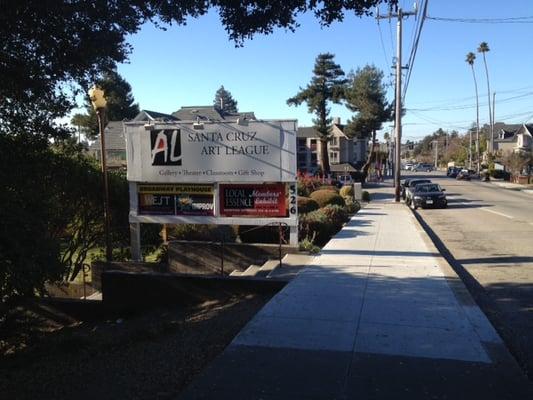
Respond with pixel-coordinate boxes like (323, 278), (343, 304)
(296, 117), (369, 175)
(493, 123), (533, 153)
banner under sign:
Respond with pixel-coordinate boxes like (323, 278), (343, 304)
(219, 184), (286, 217)
(138, 184), (213, 195)
(138, 184), (214, 216)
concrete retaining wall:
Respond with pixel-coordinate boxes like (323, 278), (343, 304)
(168, 241), (298, 275)
(92, 261), (166, 290)
(102, 271), (286, 314)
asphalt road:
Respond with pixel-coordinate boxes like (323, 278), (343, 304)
(405, 171), (533, 380)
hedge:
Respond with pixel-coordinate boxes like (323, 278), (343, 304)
(339, 185), (354, 198)
(309, 189), (346, 208)
(297, 196), (320, 214)
(169, 224), (236, 242)
(321, 204), (349, 229)
(237, 225), (288, 244)
(344, 198), (361, 214)
(298, 209), (334, 245)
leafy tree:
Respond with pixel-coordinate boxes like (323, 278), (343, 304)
(466, 52), (480, 171)
(0, 136), (131, 300)
(344, 65), (392, 181)
(71, 70), (140, 139)
(287, 53), (347, 175)
(1, 1), (394, 138)
(502, 150), (532, 177)
(213, 86), (239, 114)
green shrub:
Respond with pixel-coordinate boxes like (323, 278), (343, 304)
(310, 189), (346, 208)
(362, 191), (371, 202)
(298, 176), (324, 195)
(299, 236), (320, 254)
(297, 196), (319, 214)
(169, 224), (236, 242)
(321, 204), (349, 228)
(237, 225), (288, 244)
(297, 181), (310, 197)
(490, 169), (511, 181)
(317, 185), (338, 192)
(339, 185), (354, 198)
(299, 208), (340, 246)
(344, 198), (361, 214)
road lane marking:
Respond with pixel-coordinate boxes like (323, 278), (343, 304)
(481, 208), (515, 220)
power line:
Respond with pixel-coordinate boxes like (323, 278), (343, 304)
(402, 0), (429, 101)
(388, 19), (395, 56)
(408, 91), (533, 111)
(427, 15), (533, 24)
(407, 109), (533, 130)
(408, 84), (533, 107)
(376, 19), (391, 77)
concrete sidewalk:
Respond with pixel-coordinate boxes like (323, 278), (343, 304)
(179, 194), (533, 399)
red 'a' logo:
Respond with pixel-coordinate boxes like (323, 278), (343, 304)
(150, 129), (182, 166)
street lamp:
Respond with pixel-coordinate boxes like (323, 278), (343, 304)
(89, 85), (112, 262)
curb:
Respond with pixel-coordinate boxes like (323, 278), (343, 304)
(409, 206), (529, 375)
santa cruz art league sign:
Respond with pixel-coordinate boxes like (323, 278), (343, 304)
(126, 120), (297, 183)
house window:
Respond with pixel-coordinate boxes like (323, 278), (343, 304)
(330, 137), (338, 146)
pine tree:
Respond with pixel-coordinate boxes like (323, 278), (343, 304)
(344, 65), (392, 182)
(71, 70), (140, 139)
(213, 86), (238, 114)
(287, 53), (347, 175)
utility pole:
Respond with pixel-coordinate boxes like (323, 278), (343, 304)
(378, 5), (416, 202)
(469, 127), (472, 170)
(490, 92), (496, 153)
(433, 139), (438, 169)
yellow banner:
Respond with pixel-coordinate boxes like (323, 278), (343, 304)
(138, 184), (214, 195)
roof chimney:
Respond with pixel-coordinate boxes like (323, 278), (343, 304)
(333, 117), (341, 125)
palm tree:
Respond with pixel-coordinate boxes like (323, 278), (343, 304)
(466, 52), (479, 172)
(478, 42), (492, 153)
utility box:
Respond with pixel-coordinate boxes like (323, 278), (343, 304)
(353, 183), (362, 200)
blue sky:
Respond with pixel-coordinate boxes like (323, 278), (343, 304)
(113, 0), (533, 141)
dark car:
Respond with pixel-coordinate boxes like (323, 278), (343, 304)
(456, 169), (471, 181)
(447, 166), (463, 178)
(410, 183), (447, 209)
(405, 179), (432, 205)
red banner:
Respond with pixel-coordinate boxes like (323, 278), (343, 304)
(219, 184), (286, 217)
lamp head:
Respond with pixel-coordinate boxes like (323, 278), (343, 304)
(88, 85), (107, 110)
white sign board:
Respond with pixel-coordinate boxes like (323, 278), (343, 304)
(125, 120), (297, 183)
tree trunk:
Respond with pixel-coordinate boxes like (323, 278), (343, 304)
(361, 130), (377, 184)
(319, 137), (330, 176)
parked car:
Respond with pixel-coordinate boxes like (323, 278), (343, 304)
(447, 166), (460, 176)
(448, 166), (462, 178)
(410, 183), (447, 209)
(405, 179), (432, 205)
(337, 175), (353, 186)
(404, 163), (414, 171)
(456, 169), (471, 181)
(413, 163), (434, 172)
